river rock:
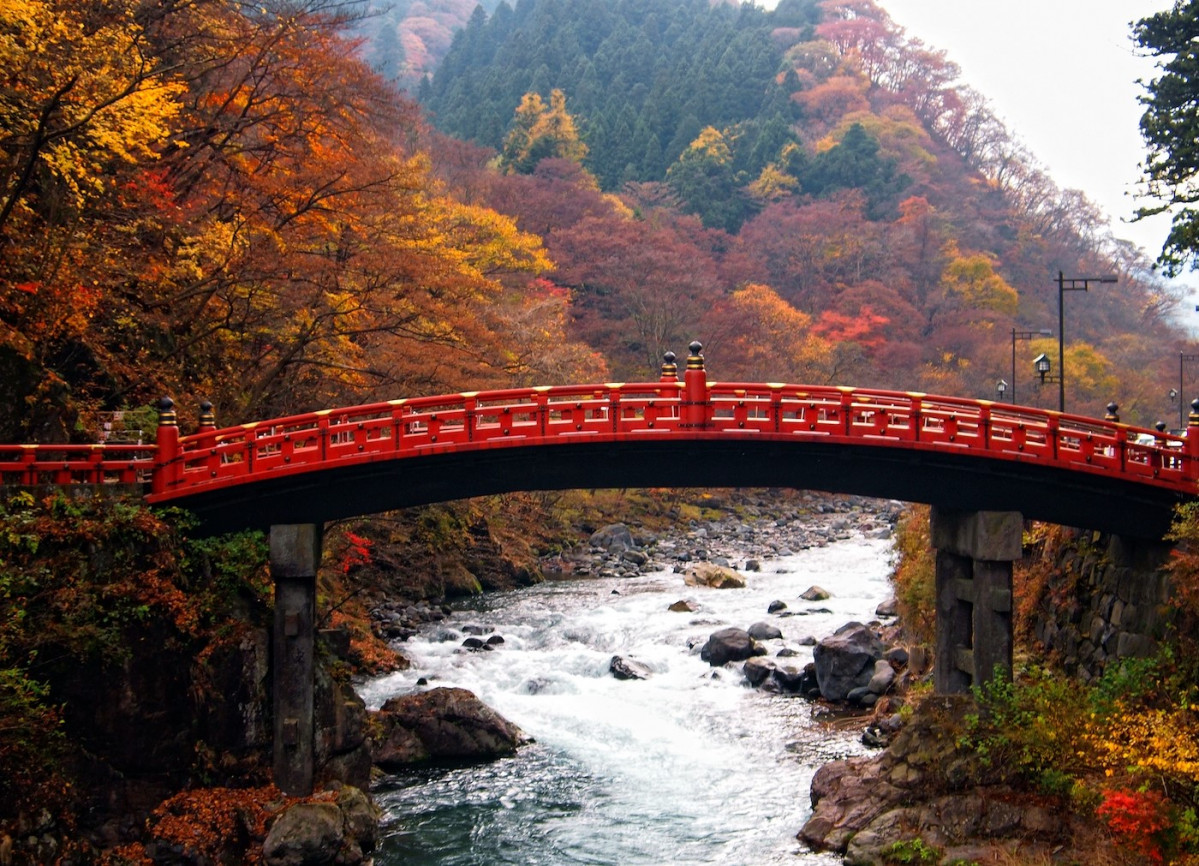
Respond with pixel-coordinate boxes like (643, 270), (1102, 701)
(766, 662), (808, 693)
(866, 658), (895, 695)
(700, 627), (762, 666)
(767, 599), (788, 613)
(590, 523), (635, 552)
(622, 549), (649, 566)
(875, 597), (899, 617)
(370, 687), (529, 769)
(684, 563), (746, 588)
(813, 622), (885, 701)
(668, 599), (697, 612)
(747, 621), (783, 641)
(262, 787), (378, 866)
(610, 655), (652, 680)
(743, 655), (776, 686)
(801, 585), (831, 601)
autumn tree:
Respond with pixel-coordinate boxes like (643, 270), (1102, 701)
(0, 0), (186, 437)
(710, 283), (835, 383)
(937, 244), (1019, 317)
(0, 0), (565, 438)
(498, 89), (587, 176)
(551, 209), (726, 377)
(666, 127), (752, 233)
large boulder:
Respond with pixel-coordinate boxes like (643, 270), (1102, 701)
(370, 687), (529, 770)
(700, 627), (761, 666)
(684, 563), (746, 588)
(813, 622), (885, 701)
(590, 523), (635, 552)
(262, 787), (379, 866)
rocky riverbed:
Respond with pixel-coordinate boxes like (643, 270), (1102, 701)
(359, 492), (1108, 865)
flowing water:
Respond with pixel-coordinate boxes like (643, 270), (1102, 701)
(358, 531), (895, 866)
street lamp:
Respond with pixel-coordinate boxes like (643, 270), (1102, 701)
(1010, 327), (1052, 404)
(996, 379), (1008, 401)
(1034, 353), (1054, 384)
(1056, 271), (1117, 413)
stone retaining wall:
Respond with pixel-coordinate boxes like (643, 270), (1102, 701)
(1027, 529), (1173, 681)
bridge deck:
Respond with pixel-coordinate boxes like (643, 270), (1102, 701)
(2, 381), (1194, 538)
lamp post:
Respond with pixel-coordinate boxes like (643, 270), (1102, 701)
(1010, 328), (1052, 404)
(1056, 271), (1117, 413)
(1034, 353), (1054, 386)
(1180, 353), (1199, 430)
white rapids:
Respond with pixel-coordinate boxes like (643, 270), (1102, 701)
(359, 530), (896, 866)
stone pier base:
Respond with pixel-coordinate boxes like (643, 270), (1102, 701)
(930, 508), (1022, 694)
(270, 523), (320, 795)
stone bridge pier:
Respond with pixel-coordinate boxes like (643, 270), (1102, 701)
(931, 507), (1023, 693)
(270, 523), (320, 795)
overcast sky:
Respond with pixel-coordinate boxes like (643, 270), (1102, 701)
(878, 0), (1194, 294)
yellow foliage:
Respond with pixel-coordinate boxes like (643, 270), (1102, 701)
(686, 126), (733, 164)
(499, 89), (587, 173)
(0, 0), (184, 214)
(1087, 706), (1199, 788)
(722, 283), (834, 382)
(747, 163), (799, 202)
(939, 244), (1019, 315)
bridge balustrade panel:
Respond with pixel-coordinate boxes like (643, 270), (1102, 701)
(0, 444), (153, 486)
(3, 383), (1195, 502)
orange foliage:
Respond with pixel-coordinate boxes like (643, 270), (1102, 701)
(106, 785), (284, 865)
(812, 305), (890, 351)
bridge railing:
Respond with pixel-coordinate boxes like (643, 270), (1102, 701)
(2, 366), (1195, 500)
(0, 444), (154, 486)
(147, 380), (1195, 495)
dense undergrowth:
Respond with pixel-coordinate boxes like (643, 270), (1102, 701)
(888, 503), (1199, 864)
(0, 490), (273, 857)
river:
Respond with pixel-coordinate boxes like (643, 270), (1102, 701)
(358, 522), (895, 865)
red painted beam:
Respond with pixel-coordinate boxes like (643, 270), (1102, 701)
(1, 383), (1195, 504)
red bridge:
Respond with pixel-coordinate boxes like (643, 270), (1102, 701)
(7, 342), (1195, 794)
(2, 344), (1195, 539)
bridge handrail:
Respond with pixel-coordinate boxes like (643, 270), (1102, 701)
(157, 381), (1193, 496)
(2, 380), (1194, 499)
(0, 443), (155, 486)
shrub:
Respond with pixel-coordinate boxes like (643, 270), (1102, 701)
(890, 504), (935, 645)
(960, 666), (1090, 781)
(881, 837), (942, 864)
(1097, 788), (1173, 864)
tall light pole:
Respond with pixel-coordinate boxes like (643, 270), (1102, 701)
(1056, 271), (1116, 413)
(1181, 353), (1199, 430)
(1011, 328), (1052, 404)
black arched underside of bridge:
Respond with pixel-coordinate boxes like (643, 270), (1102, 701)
(170, 438), (1189, 539)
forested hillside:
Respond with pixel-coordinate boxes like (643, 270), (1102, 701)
(0, 0), (596, 442)
(408, 0), (1186, 423)
(422, 0), (816, 196)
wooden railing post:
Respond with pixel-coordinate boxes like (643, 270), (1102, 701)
(197, 401), (218, 479)
(683, 341), (709, 429)
(659, 351), (678, 383)
(152, 397), (179, 495)
(1187, 399), (1199, 484)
